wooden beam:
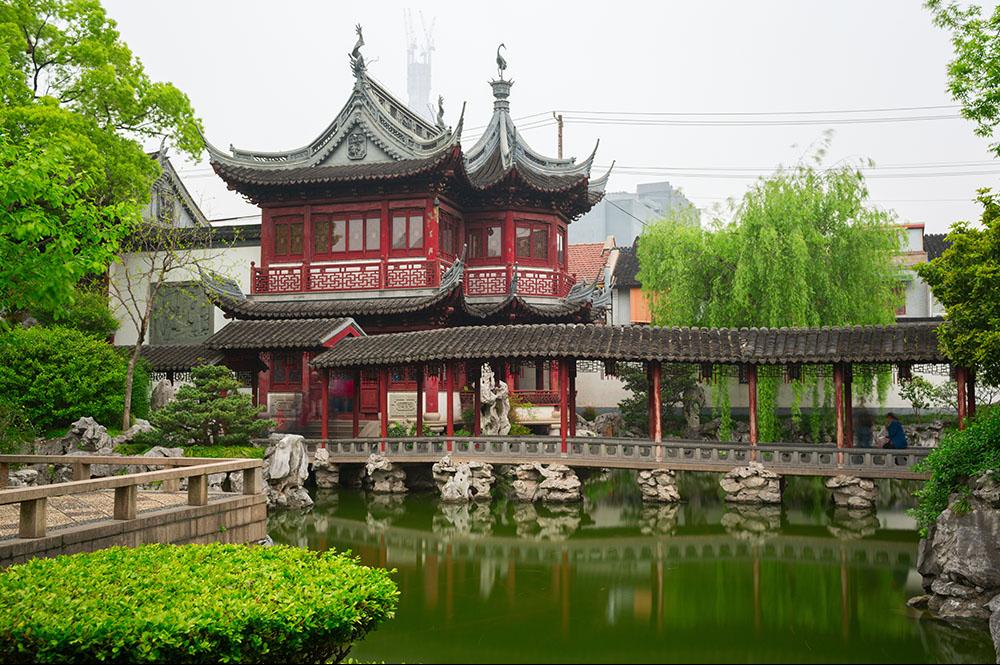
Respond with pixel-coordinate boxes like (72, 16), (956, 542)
(352, 369), (361, 438)
(747, 364), (758, 459)
(379, 367), (389, 451)
(19, 498), (46, 538)
(844, 364), (854, 449)
(188, 474), (208, 507)
(472, 362), (482, 436)
(569, 361), (577, 438)
(446, 362), (455, 452)
(320, 369), (330, 443)
(416, 365), (425, 436)
(834, 363), (845, 465)
(113, 485), (137, 521)
(558, 359), (569, 455)
(956, 366), (968, 430)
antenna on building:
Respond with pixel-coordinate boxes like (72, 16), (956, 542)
(404, 9), (435, 123)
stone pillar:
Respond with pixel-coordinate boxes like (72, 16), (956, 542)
(364, 453), (407, 494)
(720, 463), (782, 504)
(510, 463), (581, 503)
(312, 447), (340, 489)
(637, 469), (680, 503)
(825, 475), (878, 511)
(432, 455), (495, 502)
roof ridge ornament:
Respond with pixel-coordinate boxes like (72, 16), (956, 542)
(349, 24), (366, 78)
(496, 44), (507, 80)
(436, 95), (446, 130)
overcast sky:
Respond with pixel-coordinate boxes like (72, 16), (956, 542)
(104, 0), (999, 232)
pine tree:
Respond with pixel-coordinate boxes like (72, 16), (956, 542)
(149, 366), (273, 447)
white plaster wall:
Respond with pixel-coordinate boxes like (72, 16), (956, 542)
(575, 370), (630, 410)
(110, 244), (259, 346)
(611, 288), (632, 326)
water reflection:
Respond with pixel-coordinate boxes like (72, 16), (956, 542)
(268, 487), (993, 664)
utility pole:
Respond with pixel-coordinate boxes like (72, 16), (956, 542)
(553, 111), (564, 159)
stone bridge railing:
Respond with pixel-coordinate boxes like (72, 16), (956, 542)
(307, 436), (931, 479)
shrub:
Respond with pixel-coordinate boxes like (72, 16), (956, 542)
(0, 399), (34, 454)
(581, 406), (599, 422)
(913, 405), (1000, 532)
(0, 326), (130, 431)
(144, 365), (274, 447)
(32, 286), (119, 339)
(0, 544), (397, 664)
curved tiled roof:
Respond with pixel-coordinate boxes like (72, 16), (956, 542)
(924, 233), (952, 261)
(123, 345), (223, 372)
(311, 321), (945, 368)
(204, 318), (356, 350)
(612, 239), (641, 288)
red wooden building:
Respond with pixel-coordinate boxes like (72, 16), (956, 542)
(200, 36), (611, 435)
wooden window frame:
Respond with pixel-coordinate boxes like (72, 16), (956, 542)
(466, 222), (503, 264)
(273, 215), (305, 261)
(514, 219), (551, 266)
(311, 212), (380, 260)
(389, 209), (425, 257)
(270, 351), (303, 389)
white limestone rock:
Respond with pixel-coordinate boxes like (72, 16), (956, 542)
(262, 434), (313, 510)
(433, 455), (494, 502)
(825, 475), (879, 511)
(637, 469), (681, 503)
(312, 447), (340, 489)
(363, 453), (407, 494)
(720, 463), (782, 505)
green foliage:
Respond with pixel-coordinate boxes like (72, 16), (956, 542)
(618, 363), (697, 435)
(0, 399), (34, 454)
(129, 355), (151, 422)
(581, 406), (598, 422)
(638, 149), (901, 436)
(917, 191), (1000, 387)
(386, 421), (431, 438)
(0, 544), (398, 664)
(32, 285), (119, 339)
(900, 377), (940, 421)
(144, 365), (274, 447)
(0, 0), (202, 320)
(913, 406), (1000, 531)
(113, 443), (264, 459)
(0, 326), (130, 430)
(926, 1), (1000, 156)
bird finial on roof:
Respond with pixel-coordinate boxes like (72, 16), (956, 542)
(496, 44), (507, 80)
(349, 24), (366, 77)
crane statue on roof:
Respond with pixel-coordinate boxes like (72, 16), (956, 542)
(496, 43), (507, 79)
(349, 24), (366, 76)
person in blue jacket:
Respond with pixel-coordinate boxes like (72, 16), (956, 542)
(884, 412), (908, 449)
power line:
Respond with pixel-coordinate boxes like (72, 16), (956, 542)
(554, 104), (961, 117)
(562, 114), (962, 127)
(605, 169), (1000, 179)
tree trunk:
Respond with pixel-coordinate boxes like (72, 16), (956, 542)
(123, 344), (142, 431)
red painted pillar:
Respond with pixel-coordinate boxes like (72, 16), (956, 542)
(505, 360), (516, 393)
(968, 369), (977, 420)
(379, 366), (389, 452)
(446, 362), (455, 452)
(250, 370), (259, 408)
(956, 366), (968, 430)
(833, 363), (845, 450)
(352, 368), (361, 438)
(568, 360), (577, 438)
(844, 364), (854, 448)
(650, 360), (662, 460)
(747, 364), (758, 460)
(558, 359), (569, 455)
(300, 351), (310, 430)
(320, 369), (330, 445)
(472, 363), (482, 436)
(416, 365), (425, 436)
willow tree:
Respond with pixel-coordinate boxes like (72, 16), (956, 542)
(638, 158), (903, 441)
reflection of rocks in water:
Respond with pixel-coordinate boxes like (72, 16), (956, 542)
(364, 493), (406, 531)
(721, 505), (782, 543)
(916, 615), (996, 665)
(312, 489), (340, 510)
(513, 503), (582, 541)
(432, 501), (495, 537)
(827, 507), (879, 540)
(638, 503), (680, 535)
(266, 508), (311, 547)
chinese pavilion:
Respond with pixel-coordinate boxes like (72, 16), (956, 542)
(198, 31), (612, 435)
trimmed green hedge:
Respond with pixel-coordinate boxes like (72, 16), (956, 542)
(0, 544), (397, 664)
(0, 326), (149, 431)
(113, 443), (265, 459)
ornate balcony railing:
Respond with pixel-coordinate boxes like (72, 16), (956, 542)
(251, 259), (445, 294)
(465, 266), (575, 297)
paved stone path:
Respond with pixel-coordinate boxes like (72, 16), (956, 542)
(0, 491), (192, 540)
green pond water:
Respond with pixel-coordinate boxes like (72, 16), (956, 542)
(268, 474), (994, 664)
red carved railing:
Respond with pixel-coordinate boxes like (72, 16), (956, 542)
(465, 267), (575, 297)
(252, 259), (445, 294)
